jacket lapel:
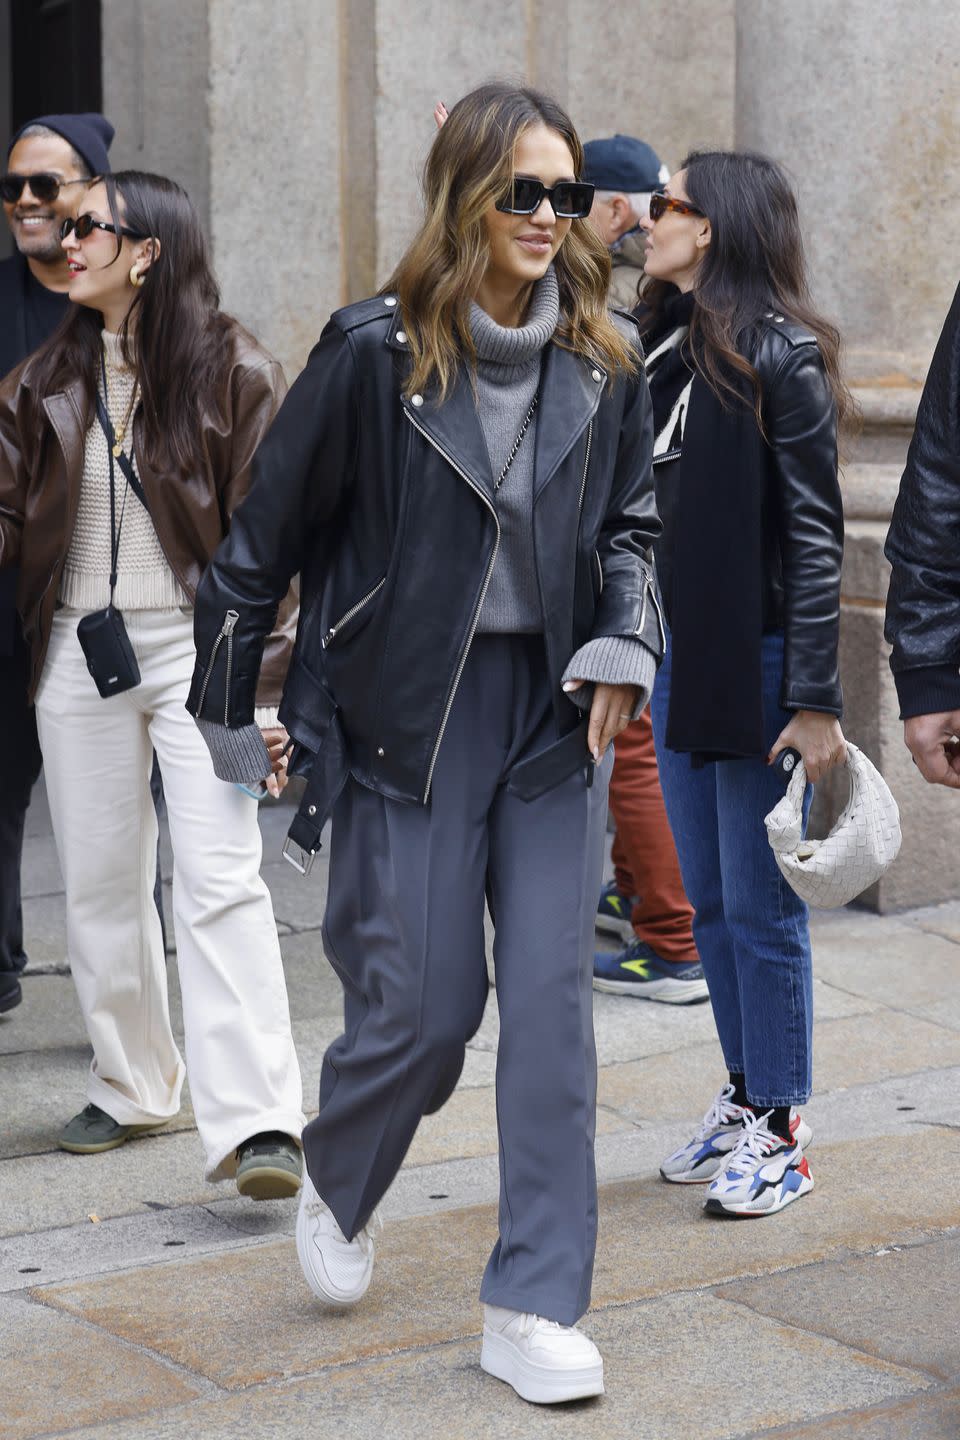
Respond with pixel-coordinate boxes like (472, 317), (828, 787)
(41, 381), (87, 515)
(401, 366), (495, 502)
(532, 342), (604, 498)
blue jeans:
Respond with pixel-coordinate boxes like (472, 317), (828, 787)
(650, 631), (813, 1107)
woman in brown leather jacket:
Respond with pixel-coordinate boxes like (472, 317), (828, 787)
(0, 170), (304, 1195)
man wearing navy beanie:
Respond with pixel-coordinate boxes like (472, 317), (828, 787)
(0, 112), (113, 1013)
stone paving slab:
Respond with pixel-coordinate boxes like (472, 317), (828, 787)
(597, 1010), (960, 1124)
(0, 975), (88, 1057)
(0, 1292), (206, 1440)
(716, 1232), (960, 1382)
(44, 1292), (931, 1440)
(34, 1130), (959, 1392)
(750, 1388), (960, 1440)
(806, 912), (960, 1031)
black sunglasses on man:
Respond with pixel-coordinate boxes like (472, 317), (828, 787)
(0, 172), (89, 204)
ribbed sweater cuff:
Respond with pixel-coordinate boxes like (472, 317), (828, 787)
(254, 706), (281, 729)
(562, 637), (657, 718)
(894, 664), (960, 720)
(195, 719), (272, 785)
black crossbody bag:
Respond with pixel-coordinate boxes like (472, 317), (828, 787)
(76, 361), (150, 697)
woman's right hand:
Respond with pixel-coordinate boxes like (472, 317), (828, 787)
(768, 710), (846, 784)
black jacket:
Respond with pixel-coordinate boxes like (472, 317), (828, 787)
(885, 279), (960, 719)
(187, 294), (663, 811)
(650, 311), (844, 716)
(0, 252), (69, 656)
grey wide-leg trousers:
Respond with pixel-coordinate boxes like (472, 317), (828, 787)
(303, 635), (611, 1325)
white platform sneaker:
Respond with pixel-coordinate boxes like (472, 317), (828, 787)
(295, 1171), (380, 1307)
(480, 1304), (604, 1404)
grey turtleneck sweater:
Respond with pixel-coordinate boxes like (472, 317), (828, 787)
(471, 266), (655, 718)
(471, 270), (556, 633)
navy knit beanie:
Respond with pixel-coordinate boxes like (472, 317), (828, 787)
(7, 112), (114, 177)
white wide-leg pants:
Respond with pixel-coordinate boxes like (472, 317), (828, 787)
(35, 607), (304, 1180)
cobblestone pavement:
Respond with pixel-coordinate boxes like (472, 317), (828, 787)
(2, 781), (959, 1439)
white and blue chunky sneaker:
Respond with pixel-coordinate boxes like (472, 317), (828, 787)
(659, 1084), (747, 1184)
(704, 1108), (814, 1217)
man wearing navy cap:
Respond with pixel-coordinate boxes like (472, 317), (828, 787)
(583, 133), (670, 310)
(0, 113), (113, 1013)
(583, 133), (707, 1006)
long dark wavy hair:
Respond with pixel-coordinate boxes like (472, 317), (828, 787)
(384, 81), (637, 400)
(27, 170), (234, 475)
(640, 150), (851, 431)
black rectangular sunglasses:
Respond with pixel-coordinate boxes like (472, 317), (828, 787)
(496, 176), (595, 219)
(0, 172), (88, 204)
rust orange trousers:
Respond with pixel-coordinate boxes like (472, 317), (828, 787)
(609, 708), (698, 963)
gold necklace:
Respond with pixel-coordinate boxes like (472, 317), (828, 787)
(111, 381), (140, 458)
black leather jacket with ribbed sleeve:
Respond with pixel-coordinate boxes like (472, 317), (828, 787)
(187, 293), (663, 818)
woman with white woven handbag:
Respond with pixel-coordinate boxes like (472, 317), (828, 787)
(636, 152), (851, 1217)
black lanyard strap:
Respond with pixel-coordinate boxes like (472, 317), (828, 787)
(97, 351), (146, 600)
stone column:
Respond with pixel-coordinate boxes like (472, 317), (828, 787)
(736, 0), (960, 909)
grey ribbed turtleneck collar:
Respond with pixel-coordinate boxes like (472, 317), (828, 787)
(469, 265), (560, 377)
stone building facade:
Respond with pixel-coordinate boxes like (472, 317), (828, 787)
(16, 1), (960, 906)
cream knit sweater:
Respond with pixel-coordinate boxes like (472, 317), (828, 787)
(58, 331), (188, 612)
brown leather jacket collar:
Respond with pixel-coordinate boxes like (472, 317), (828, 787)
(0, 319), (296, 702)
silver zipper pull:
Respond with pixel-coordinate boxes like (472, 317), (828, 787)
(222, 609), (239, 636)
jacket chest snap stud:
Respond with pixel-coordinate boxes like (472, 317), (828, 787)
(396, 330), (407, 343)
(384, 296), (397, 307)
(411, 394), (424, 408)
(591, 368), (602, 382)
(307, 804), (317, 816)
(377, 747), (385, 757)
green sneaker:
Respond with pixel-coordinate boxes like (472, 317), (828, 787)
(236, 1131), (303, 1200)
(59, 1103), (166, 1154)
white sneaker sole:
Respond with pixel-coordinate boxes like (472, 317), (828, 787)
(481, 1329), (604, 1405)
(704, 1169), (815, 1218)
(295, 1202), (372, 1309)
(593, 974), (710, 1004)
(660, 1156), (731, 1184)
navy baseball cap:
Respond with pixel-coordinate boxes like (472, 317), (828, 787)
(583, 135), (667, 193)
(7, 112), (114, 177)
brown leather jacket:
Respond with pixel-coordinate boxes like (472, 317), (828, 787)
(0, 320), (297, 703)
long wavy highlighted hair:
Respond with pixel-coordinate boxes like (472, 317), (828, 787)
(384, 81), (637, 399)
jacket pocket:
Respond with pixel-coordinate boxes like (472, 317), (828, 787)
(321, 575), (386, 650)
(506, 722), (590, 802)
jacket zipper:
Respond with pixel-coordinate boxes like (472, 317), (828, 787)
(577, 421), (594, 513)
(404, 409), (500, 802)
(594, 550), (603, 594)
(196, 608), (239, 723)
(636, 574), (666, 651)
(322, 576), (386, 649)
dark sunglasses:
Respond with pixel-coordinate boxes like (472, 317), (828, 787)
(60, 213), (147, 243)
(648, 191), (704, 222)
(0, 171), (89, 204)
(496, 176), (595, 220)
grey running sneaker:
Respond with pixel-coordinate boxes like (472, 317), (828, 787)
(235, 1131), (303, 1200)
(59, 1103), (165, 1154)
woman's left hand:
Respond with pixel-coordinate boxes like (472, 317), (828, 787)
(566, 679), (638, 762)
(260, 725), (291, 798)
(769, 710), (846, 784)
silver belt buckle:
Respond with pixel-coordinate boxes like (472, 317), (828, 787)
(282, 836), (315, 876)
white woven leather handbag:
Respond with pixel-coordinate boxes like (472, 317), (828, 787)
(764, 742), (902, 908)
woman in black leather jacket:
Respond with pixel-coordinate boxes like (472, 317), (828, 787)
(639, 152), (848, 1216)
(188, 82), (662, 1404)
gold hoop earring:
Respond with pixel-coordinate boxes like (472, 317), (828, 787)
(129, 266), (146, 288)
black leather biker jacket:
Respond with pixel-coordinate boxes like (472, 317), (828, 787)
(186, 294), (663, 812)
(885, 279), (960, 719)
